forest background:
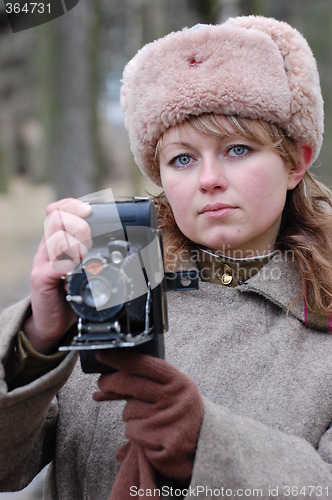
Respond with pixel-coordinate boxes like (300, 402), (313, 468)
(0, 0), (332, 497)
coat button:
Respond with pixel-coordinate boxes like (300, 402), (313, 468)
(220, 264), (233, 285)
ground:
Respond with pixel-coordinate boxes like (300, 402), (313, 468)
(0, 177), (54, 312)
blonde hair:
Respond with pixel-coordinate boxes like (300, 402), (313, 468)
(154, 114), (332, 318)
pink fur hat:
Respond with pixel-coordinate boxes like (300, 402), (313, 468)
(120, 15), (324, 186)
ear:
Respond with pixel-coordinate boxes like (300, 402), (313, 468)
(287, 145), (313, 190)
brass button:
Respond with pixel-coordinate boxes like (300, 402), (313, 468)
(220, 264), (233, 285)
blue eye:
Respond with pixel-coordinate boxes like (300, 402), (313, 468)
(227, 145), (251, 157)
(170, 154), (193, 168)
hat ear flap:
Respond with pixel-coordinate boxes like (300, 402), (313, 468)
(225, 16), (324, 166)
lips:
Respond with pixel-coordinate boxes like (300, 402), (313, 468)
(199, 203), (236, 216)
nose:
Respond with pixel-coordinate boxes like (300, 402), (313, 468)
(198, 158), (228, 193)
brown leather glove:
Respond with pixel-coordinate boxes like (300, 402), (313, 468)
(93, 350), (204, 500)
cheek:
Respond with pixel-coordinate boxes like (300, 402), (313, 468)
(165, 190), (190, 225)
(161, 171), (188, 214)
(245, 170), (288, 217)
(161, 177), (195, 236)
(238, 167), (286, 216)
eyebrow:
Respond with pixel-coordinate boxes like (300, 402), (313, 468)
(161, 141), (193, 151)
(160, 132), (251, 154)
(166, 140), (192, 146)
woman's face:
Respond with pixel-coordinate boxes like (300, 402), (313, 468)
(159, 120), (302, 258)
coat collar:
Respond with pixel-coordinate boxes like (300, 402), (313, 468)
(237, 255), (332, 332)
(196, 248), (274, 287)
(194, 249), (304, 322)
(175, 247), (304, 322)
(166, 244), (331, 332)
(235, 253), (304, 323)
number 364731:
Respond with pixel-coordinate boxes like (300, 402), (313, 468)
(5, 3), (51, 14)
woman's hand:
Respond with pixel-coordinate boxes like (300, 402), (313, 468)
(23, 198), (92, 354)
(94, 350), (204, 485)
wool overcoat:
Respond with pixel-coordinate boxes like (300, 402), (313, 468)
(1, 255), (332, 499)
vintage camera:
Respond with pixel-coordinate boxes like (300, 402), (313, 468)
(59, 197), (168, 373)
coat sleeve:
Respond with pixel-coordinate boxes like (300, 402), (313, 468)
(187, 398), (332, 499)
(0, 299), (77, 492)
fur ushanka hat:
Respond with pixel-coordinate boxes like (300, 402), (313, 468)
(120, 15), (324, 186)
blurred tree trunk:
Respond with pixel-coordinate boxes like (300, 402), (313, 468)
(189, 0), (224, 23)
(45, 0), (101, 199)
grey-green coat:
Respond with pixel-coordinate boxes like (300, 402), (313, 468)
(1, 255), (332, 499)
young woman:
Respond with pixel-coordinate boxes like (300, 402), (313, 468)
(1, 15), (332, 500)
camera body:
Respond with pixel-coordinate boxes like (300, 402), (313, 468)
(60, 197), (168, 373)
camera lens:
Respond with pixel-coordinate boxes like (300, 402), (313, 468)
(81, 277), (111, 309)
